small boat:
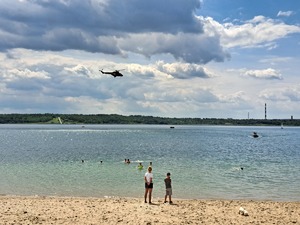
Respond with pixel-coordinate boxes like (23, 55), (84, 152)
(170, 126), (175, 129)
(252, 132), (259, 138)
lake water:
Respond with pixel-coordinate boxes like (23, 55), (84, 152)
(0, 124), (299, 201)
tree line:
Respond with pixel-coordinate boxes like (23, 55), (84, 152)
(0, 113), (299, 126)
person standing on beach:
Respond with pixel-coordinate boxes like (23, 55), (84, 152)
(164, 172), (172, 204)
(144, 166), (153, 203)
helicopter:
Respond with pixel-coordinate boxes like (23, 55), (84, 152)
(100, 69), (124, 78)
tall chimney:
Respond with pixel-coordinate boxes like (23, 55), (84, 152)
(265, 103), (267, 120)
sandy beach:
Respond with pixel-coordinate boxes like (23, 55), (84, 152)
(0, 196), (299, 225)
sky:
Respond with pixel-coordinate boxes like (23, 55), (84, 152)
(0, 0), (300, 119)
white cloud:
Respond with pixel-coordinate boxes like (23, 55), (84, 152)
(204, 15), (300, 49)
(244, 68), (283, 80)
(4, 68), (50, 81)
(64, 64), (92, 77)
(219, 91), (248, 103)
(155, 61), (213, 79)
(259, 57), (293, 65)
(260, 86), (300, 102)
(277, 11), (293, 17)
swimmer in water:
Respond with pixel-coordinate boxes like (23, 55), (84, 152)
(138, 162), (143, 169)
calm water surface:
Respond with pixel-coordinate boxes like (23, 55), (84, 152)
(0, 124), (299, 201)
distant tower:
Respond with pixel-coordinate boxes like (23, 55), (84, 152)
(265, 103), (267, 120)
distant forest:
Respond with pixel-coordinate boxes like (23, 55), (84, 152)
(0, 113), (299, 126)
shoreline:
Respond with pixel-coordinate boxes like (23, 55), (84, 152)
(1, 193), (300, 203)
(1, 196), (299, 224)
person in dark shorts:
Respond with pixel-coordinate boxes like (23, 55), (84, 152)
(144, 166), (153, 203)
(164, 172), (172, 204)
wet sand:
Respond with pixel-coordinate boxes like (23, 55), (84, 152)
(0, 196), (299, 224)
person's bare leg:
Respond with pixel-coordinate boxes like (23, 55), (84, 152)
(144, 189), (148, 203)
(169, 195), (172, 203)
(148, 189), (152, 203)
